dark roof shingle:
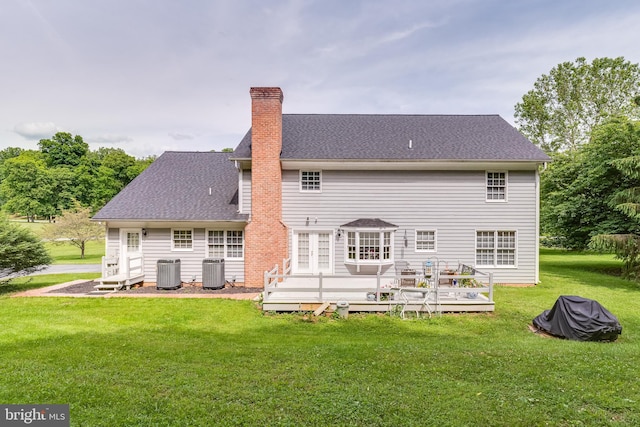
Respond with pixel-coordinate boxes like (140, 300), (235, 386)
(233, 114), (550, 162)
(93, 151), (246, 221)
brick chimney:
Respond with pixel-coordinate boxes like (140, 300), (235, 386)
(244, 87), (288, 287)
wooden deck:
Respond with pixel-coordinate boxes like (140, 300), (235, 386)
(262, 275), (494, 314)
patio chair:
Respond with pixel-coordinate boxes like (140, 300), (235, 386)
(394, 260), (416, 287)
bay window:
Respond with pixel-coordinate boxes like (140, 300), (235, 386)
(345, 230), (394, 267)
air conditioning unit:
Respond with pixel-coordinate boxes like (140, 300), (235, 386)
(157, 259), (181, 290)
(203, 258), (225, 290)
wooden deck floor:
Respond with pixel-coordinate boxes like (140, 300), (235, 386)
(262, 276), (494, 313)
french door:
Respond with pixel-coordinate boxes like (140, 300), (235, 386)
(293, 231), (333, 274)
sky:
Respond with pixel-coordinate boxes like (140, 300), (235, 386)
(1, 0), (640, 158)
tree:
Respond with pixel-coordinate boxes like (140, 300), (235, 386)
(0, 152), (76, 221)
(542, 117), (640, 249)
(125, 155), (155, 182)
(590, 153), (640, 279)
(38, 132), (89, 168)
(90, 166), (124, 210)
(0, 217), (51, 281)
(0, 152), (52, 221)
(0, 147), (23, 166)
(0, 147), (24, 207)
(42, 204), (104, 258)
(515, 57), (640, 153)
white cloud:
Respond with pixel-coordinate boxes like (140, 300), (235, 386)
(88, 134), (134, 144)
(13, 122), (64, 140)
(168, 132), (195, 141)
(1, 1), (640, 156)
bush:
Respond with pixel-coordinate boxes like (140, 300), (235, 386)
(0, 217), (51, 282)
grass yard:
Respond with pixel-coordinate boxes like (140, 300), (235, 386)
(11, 218), (105, 264)
(44, 240), (105, 264)
(1, 250), (639, 426)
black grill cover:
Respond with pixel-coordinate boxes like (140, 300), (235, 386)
(532, 296), (622, 341)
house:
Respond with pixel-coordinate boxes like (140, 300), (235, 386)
(93, 87), (550, 308)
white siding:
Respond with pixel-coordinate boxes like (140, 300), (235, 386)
(106, 228), (119, 257)
(105, 225), (245, 284)
(282, 169), (539, 284)
(241, 169), (252, 214)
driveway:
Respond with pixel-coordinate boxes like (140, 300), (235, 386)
(30, 264), (102, 275)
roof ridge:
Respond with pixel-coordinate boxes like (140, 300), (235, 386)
(282, 113), (502, 117)
(162, 150), (232, 154)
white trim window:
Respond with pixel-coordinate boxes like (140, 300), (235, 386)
(346, 231), (393, 263)
(207, 230), (244, 259)
(476, 231), (516, 267)
(126, 231), (140, 252)
(300, 171), (321, 192)
(172, 229), (193, 251)
(486, 171), (507, 201)
(415, 230), (436, 252)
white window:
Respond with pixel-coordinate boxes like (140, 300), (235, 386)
(208, 230), (225, 257)
(415, 230), (436, 252)
(346, 231), (393, 262)
(226, 230), (244, 258)
(476, 231), (516, 267)
(207, 230), (244, 259)
(486, 171), (507, 201)
(127, 232), (140, 252)
(172, 229), (193, 251)
(300, 171), (321, 191)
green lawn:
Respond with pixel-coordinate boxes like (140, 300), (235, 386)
(1, 250), (639, 426)
(11, 219), (105, 264)
(44, 240), (105, 264)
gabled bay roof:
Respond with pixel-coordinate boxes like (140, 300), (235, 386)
(232, 114), (551, 162)
(93, 151), (246, 222)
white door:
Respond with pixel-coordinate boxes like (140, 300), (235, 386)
(294, 231), (333, 274)
(120, 229), (142, 275)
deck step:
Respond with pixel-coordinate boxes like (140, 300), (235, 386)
(313, 302), (331, 316)
(93, 283), (123, 292)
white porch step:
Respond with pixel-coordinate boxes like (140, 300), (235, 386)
(93, 283), (123, 293)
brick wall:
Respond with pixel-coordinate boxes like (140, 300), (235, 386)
(244, 87), (288, 287)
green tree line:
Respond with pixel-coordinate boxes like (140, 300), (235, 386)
(0, 132), (154, 220)
(516, 56), (640, 278)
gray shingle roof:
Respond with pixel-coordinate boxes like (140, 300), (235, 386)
(93, 151), (246, 221)
(341, 218), (398, 228)
(233, 114), (551, 162)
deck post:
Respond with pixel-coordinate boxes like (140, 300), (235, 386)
(318, 272), (323, 301)
(489, 272), (494, 302)
(376, 273), (381, 302)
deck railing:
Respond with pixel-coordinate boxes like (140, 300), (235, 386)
(265, 264), (279, 288)
(282, 257), (292, 277)
(125, 254), (144, 277)
(263, 265), (493, 304)
(263, 272), (390, 302)
(101, 254), (144, 278)
(102, 256), (119, 277)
